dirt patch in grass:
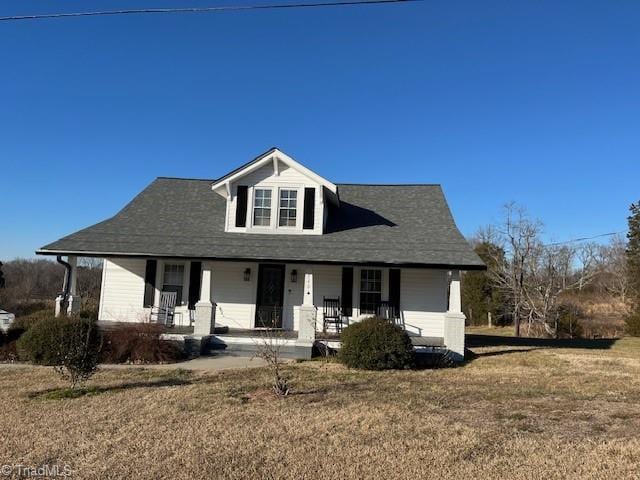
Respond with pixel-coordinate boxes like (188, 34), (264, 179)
(1, 339), (640, 478)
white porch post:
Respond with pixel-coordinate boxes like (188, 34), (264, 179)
(448, 270), (462, 313)
(297, 269), (316, 356)
(194, 262), (215, 335)
(66, 256), (80, 314)
(55, 256), (80, 316)
(444, 270), (465, 362)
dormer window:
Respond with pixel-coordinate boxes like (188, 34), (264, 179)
(212, 148), (339, 235)
(279, 189), (297, 227)
(253, 188), (272, 226)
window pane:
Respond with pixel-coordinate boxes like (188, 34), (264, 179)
(253, 189), (271, 226)
(359, 269), (382, 314)
(279, 190), (297, 227)
(162, 264), (184, 304)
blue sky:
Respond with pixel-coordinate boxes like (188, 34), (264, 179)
(1, 0), (639, 259)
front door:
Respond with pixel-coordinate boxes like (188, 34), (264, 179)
(255, 264), (286, 328)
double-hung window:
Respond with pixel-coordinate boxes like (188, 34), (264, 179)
(279, 189), (297, 227)
(359, 269), (382, 314)
(162, 264), (185, 305)
(253, 189), (272, 226)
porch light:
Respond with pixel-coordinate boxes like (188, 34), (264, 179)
(244, 268), (251, 282)
(290, 269), (298, 283)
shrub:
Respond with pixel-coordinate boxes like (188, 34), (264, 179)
(16, 317), (61, 364)
(100, 323), (184, 364)
(339, 317), (414, 370)
(53, 317), (102, 388)
(18, 316), (102, 388)
(7, 309), (53, 342)
(0, 341), (18, 362)
(79, 308), (98, 321)
(626, 312), (640, 337)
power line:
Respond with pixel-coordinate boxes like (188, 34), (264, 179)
(0, 0), (424, 23)
(544, 231), (624, 247)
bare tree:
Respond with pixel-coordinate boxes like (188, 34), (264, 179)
(479, 204), (600, 337)
(598, 235), (629, 303)
(478, 204), (542, 336)
(253, 309), (290, 396)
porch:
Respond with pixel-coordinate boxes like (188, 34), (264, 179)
(57, 255), (466, 360)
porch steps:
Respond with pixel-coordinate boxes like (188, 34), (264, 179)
(206, 335), (308, 359)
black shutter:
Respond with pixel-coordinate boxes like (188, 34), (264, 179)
(235, 185), (248, 227)
(143, 259), (157, 308)
(341, 267), (353, 316)
(303, 187), (315, 230)
(188, 261), (202, 310)
(389, 269), (401, 311)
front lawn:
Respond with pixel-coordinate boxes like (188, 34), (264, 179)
(1, 338), (640, 479)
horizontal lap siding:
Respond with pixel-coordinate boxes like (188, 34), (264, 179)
(228, 164), (323, 234)
(312, 265), (342, 330)
(401, 268), (447, 337)
(211, 262), (257, 330)
(99, 258), (147, 322)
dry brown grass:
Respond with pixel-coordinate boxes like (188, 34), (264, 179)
(2, 338), (640, 479)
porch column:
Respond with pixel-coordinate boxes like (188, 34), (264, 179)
(448, 270), (462, 313)
(297, 269), (316, 358)
(66, 256), (80, 314)
(55, 256), (80, 317)
(194, 262), (215, 335)
(444, 270), (465, 362)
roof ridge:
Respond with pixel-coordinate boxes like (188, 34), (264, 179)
(336, 183), (442, 187)
(156, 176), (216, 182)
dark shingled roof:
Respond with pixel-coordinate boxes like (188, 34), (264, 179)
(37, 178), (485, 269)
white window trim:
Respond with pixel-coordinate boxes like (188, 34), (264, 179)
(277, 187), (300, 229)
(156, 260), (190, 308)
(251, 187), (274, 229)
(359, 268), (383, 315)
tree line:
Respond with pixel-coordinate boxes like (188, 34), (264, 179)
(463, 201), (640, 338)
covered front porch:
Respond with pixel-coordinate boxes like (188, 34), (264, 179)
(57, 255), (466, 360)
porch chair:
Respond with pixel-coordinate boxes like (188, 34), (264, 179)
(323, 297), (344, 333)
(377, 301), (403, 328)
(150, 291), (178, 327)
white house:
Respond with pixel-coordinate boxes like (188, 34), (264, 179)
(37, 148), (484, 360)
(0, 309), (15, 332)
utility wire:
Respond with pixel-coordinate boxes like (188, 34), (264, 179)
(0, 0), (424, 22)
(544, 231), (624, 247)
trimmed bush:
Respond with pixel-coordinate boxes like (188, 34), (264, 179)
(100, 323), (184, 364)
(18, 316), (102, 387)
(7, 309), (53, 342)
(339, 317), (414, 370)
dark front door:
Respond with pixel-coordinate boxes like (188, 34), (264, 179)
(255, 264), (286, 328)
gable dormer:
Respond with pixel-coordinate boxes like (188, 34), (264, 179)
(211, 148), (338, 235)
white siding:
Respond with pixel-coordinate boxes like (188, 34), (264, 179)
(98, 259), (449, 339)
(99, 258), (147, 323)
(400, 268), (448, 337)
(312, 265), (342, 330)
(226, 163), (324, 235)
(211, 262), (258, 330)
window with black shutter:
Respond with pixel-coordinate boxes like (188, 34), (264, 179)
(235, 185), (248, 227)
(303, 187), (315, 230)
(143, 259), (157, 308)
(188, 261), (202, 310)
(341, 267), (353, 316)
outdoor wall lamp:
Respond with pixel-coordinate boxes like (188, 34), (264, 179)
(244, 268), (251, 282)
(290, 269), (298, 283)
